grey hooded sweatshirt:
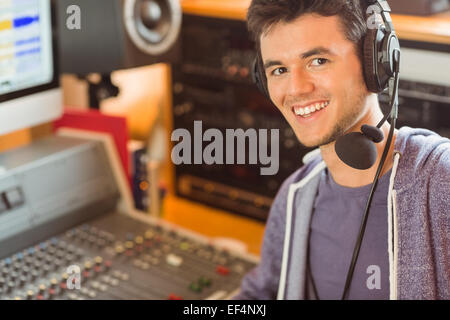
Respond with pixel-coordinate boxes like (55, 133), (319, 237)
(234, 127), (450, 300)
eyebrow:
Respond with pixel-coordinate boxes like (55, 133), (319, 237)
(263, 46), (335, 70)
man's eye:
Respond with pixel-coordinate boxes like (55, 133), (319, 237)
(271, 67), (287, 76)
(311, 58), (328, 66)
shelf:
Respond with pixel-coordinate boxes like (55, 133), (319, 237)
(181, 0), (450, 44)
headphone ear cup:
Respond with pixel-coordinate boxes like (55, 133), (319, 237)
(252, 56), (270, 100)
(363, 28), (382, 93)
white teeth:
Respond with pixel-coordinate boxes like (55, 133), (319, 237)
(293, 101), (330, 117)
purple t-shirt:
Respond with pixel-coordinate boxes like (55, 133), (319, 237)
(308, 168), (392, 300)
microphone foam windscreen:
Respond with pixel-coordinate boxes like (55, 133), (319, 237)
(335, 132), (378, 170)
(361, 125), (384, 143)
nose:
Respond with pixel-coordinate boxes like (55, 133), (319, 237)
(286, 66), (315, 97)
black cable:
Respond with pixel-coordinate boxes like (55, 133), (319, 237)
(341, 68), (400, 300)
(341, 116), (397, 300)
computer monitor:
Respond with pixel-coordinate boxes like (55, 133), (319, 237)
(0, 0), (62, 136)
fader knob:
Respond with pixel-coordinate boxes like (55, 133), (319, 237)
(39, 284), (46, 293)
(94, 256), (103, 265)
(125, 241), (134, 250)
(115, 245), (124, 255)
(26, 290), (34, 300)
(135, 236), (144, 245)
(50, 278), (58, 288)
(144, 231), (154, 240)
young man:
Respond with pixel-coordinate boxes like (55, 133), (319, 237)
(234, 0), (450, 300)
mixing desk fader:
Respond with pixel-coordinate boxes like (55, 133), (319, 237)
(0, 133), (258, 300)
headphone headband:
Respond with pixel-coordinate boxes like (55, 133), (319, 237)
(367, 0), (395, 33)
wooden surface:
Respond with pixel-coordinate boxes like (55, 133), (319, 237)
(181, 0), (450, 44)
(182, 0), (249, 21)
(393, 12), (450, 44)
(0, 129), (32, 153)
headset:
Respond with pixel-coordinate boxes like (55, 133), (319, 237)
(251, 0), (401, 299)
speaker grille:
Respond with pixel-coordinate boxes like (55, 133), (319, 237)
(123, 0), (182, 56)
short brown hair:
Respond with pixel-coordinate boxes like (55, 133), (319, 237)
(247, 0), (369, 61)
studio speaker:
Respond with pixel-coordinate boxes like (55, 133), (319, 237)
(57, 0), (182, 75)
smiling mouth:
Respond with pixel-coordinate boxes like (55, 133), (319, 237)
(291, 101), (330, 118)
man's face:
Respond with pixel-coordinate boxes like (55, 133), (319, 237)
(260, 14), (370, 148)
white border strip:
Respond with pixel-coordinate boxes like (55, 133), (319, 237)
(277, 161), (326, 300)
(387, 152), (401, 300)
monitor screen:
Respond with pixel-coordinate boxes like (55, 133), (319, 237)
(0, 0), (61, 135)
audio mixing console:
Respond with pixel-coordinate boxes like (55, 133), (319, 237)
(0, 132), (258, 300)
(0, 212), (256, 300)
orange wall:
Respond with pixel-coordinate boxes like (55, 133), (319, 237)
(0, 129), (32, 153)
(61, 64), (171, 141)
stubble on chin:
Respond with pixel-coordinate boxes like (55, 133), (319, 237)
(294, 92), (367, 149)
